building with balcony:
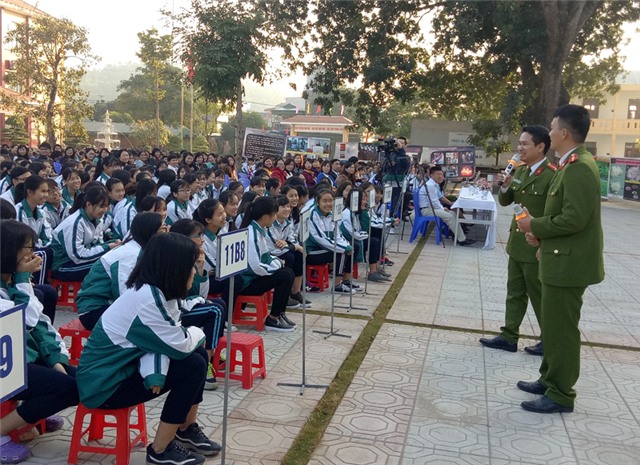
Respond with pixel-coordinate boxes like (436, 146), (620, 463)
(576, 71), (640, 157)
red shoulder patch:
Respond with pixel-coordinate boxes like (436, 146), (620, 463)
(547, 164), (557, 171)
(569, 153), (578, 164)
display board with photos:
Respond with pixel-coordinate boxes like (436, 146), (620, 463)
(428, 146), (477, 179)
(609, 157), (640, 202)
(286, 136), (331, 159)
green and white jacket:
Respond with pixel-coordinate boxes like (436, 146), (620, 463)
(239, 220), (283, 288)
(1, 272), (69, 367)
(51, 209), (110, 269)
(15, 199), (53, 247)
(76, 240), (142, 316)
(77, 284), (206, 408)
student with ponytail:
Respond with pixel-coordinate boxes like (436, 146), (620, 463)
(218, 190), (238, 233)
(76, 212), (163, 329)
(239, 197), (297, 332)
(93, 156), (122, 184)
(50, 186), (121, 281)
(113, 178), (157, 237)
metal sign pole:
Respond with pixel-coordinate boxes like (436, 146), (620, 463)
(395, 178), (409, 254)
(314, 198), (351, 339)
(336, 207), (367, 312)
(279, 210), (329, 393)
(362, 189), (378, 296)
(380, 185), (391, 272)
(220, 274), (234, 465)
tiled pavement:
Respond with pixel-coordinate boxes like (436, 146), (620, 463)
(17, 197), (640, 464)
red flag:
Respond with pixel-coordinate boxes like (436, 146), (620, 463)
(316, 105), (322, 114)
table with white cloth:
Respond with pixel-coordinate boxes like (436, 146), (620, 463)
(451, 187), (497, 250)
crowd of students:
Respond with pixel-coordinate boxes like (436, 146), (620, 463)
(0, 142), (402, 465)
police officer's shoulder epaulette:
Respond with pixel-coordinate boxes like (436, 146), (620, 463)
(569, 153), (578, 164)
(547, 163), (557, 171)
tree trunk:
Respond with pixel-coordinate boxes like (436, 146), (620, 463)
(235, 81), (244, 156)
(155, 74), (161, 148)
(537, 1), (602, 124)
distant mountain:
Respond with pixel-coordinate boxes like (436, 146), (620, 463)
(80, 62), (140, 102)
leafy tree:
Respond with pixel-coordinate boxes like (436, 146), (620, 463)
(135, 28), (173, 148)
(168, 0), (307, 154)
(468, 119), (513, 167)
(220, 112), (268, 149)
(1, 116), (29, 145)
(129, 119), (171, 148)
(282, 0), (639, 130)
(2, 17), (97, 144)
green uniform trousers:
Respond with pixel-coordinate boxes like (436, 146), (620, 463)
(538, 283), (586, 408)
(500, 257), (542, 344)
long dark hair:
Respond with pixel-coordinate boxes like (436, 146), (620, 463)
(0, 220), (37, 274)
(70, 185), (109, 214)
(240, 196), (278, 229)
(135, 178), (157, 209)
(126, 233), (199, 301)
(125, 212), (162, 247)
(14, 175), (46, 204)
(193, 199), (222, 228)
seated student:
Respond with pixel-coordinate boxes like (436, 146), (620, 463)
(183, 172), (207, 211)
(113, 178), (157, 238)
(239, 197), (297, 331)
(14, 175), (54, 284)
(234, 191), (258, 229)
(306, 189), (356, 294)
(361, 182), (397, 268)
(139, 195), (169, 231)
(219, 190), (239, 233)
(227, 181), (244, 199)
(0, 220), (79, 465)
(341, 188), (389, 283)
(170, 219), (226, 391)
(265, 195), (309, 306)
(207, 169), (227, 200)
(76, 212), (163, 330)
(77, 233), (222, 465)
(419, 165), (475, 246)
(156, 169), (176, 200)
(265, 178), (281, 197)
(280, 185), (301, 229)
(0, 166), (31, 205)
(42, 179), (70, 230)
(166, 180), (194, 225)
(50, 186), (121, 281)
(61, 168), (82, 206)
(315, 160), (334, 187)
(248, 176), (266, 197)
(93, 155), (122, 184)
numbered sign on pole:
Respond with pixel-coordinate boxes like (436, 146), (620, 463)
(350, 190), (360, 211)
(383, 185), (393, 203)
(332, 197), (344, 222)
(368, 189), (376, 209)
(300, 208), (312, 242)
(216, 228), (249, 280)
(0, 304), (27, 402)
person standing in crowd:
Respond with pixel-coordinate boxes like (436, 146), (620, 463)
(480, 125), (556, 356)
(516, 104), (604, 414)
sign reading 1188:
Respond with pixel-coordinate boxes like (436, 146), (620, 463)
(216, 228), (250, 280)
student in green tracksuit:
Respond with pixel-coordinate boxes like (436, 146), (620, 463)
(480, 125), (556, 356)
(517, 104), (604, 414)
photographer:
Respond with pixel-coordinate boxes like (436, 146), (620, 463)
(381, 136), (410, 219)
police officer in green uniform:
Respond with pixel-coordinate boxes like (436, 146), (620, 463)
(517, 104), (604, 414)
(480, 125), (556, 355)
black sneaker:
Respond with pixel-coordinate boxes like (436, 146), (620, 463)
(333, 283), (357, 294)
(264, 315), (295, 332)
(457, 239), (476, 246)
(286, 297), (301, 309)
(147, 440), (205, 465)
(280, 313), (297, 327)
(175, 423), (222, 456)
(342, 280), (363, 292)
(305, 285), (321, 293)
(290, 292), (312, 307)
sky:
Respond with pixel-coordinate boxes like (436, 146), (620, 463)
(30, 0), (640, 90)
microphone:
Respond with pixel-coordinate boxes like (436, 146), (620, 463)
(498, 154), (521, 186)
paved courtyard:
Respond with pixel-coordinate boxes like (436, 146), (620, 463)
(17, 197), (640, 465)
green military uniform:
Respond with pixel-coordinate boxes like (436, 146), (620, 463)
(498, 159), (556, 343)
(530, 146), (604, 408)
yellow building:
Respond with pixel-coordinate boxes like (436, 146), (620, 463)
(576, 71), (640, 157)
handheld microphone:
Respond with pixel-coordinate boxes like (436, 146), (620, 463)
(498, 153), (521, 186)
(513, 204), (527, 221)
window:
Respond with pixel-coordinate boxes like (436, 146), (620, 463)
(628, 99), (640, 120)
(583, 99), (600, 119)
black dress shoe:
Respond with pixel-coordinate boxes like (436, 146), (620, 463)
(524, 341), (543, 356)
(516, 380), (546, 395)
(521, 396), (573, 413)
(457, 239), (476, 246)
(479, 335), (517, 352)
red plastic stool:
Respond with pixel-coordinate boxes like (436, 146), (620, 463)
(58, 319), (92, 366)
(353, 261), (359, 279)
(68, 403), (147, 465)
(232, 293), (269, 331)
(213, 332), (266, 389)
(49, 278), (82, 312)
(306, 264), (330, 291)
(0, 401), (47, 442)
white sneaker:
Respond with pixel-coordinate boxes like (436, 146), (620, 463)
(333, 283), (357, 294)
